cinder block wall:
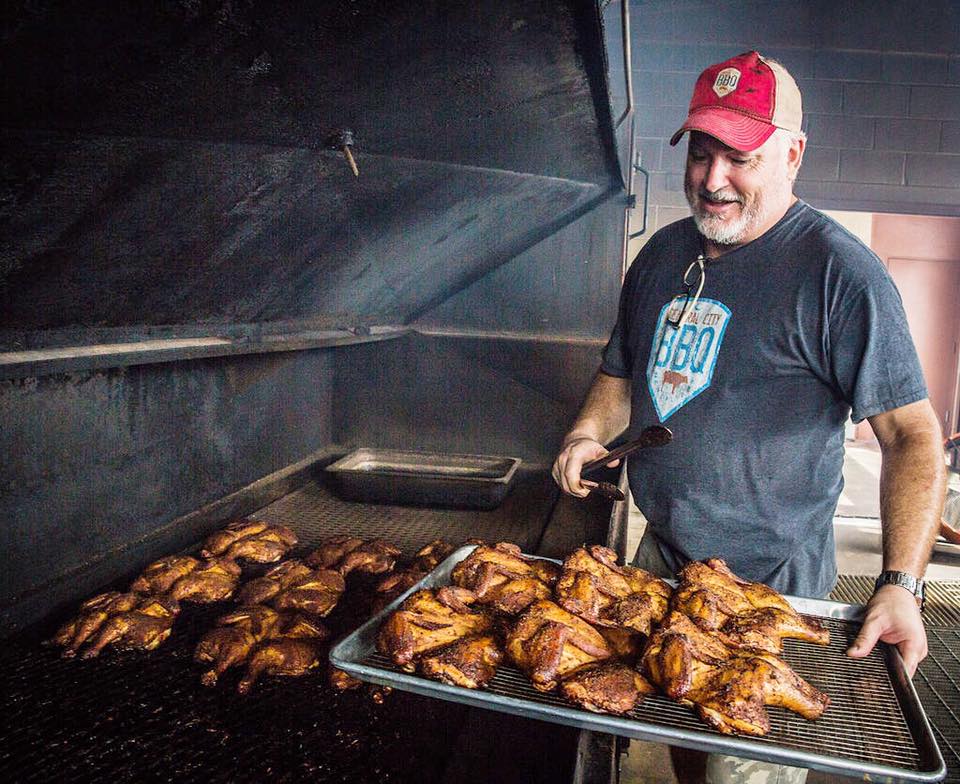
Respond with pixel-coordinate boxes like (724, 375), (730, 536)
(628, 0), (960, 254)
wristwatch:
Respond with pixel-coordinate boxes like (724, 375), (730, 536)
(874, 570), (925, 610)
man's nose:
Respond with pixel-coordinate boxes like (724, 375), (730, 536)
(703, 158), (729, 193)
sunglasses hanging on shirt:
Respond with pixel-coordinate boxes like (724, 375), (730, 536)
(665, 254), (706, 330)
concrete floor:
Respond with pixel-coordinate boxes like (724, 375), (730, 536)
(618, 441), (960, 784)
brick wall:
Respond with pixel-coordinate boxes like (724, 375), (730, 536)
(627, 0), (960, 256)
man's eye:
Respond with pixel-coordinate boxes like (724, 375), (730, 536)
(689, 151), (707, 161)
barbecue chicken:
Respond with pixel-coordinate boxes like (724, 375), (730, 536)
(130, 555), (201, 594)
(642, 611), (830, 736)
(372, 539), (456, 611)
(200, 520), (298, 563)
(451, 542), (560, 615)
(237, 614), (329, 694)
(560, 663), (656, 715)
(337, 539), (402, 576)
(420, 634), (504, 689)
(305, 536), (365, 569)
(79, 595), (181, 658)
(673, 559), (829, 652)
(506, 599), (613, 691)
(236, 559), (314, 605)
(271, 568), (346, 617)
(555, 545), (672, 635)
(48, 591), (140, 657)
(377, 587), (494, 670)
(168, 557), (242, 603)
(195, 605), (283, 686)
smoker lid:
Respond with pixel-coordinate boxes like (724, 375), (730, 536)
(0, 0), (623, 340)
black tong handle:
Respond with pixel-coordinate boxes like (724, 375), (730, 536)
(581, 425), (673, 476)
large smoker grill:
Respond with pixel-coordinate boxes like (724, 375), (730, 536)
(1, 1), (634, 782)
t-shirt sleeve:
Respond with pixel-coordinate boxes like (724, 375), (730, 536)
(829, 267), (927, 423)
(599, 257), (640, 378)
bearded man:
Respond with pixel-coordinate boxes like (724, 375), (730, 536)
(552, 51), (945, 784)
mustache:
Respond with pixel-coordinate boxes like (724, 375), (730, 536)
(697, 189), (743, 204)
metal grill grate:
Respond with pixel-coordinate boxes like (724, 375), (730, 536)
(831, 575), (960, 628)
(914, 628), (960, 784)
(358, 616), (931, 776)
(0, 473), (561, 784)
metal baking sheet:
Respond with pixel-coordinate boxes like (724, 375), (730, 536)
(325, 449), (521, 510)
(330, 545), (946, 783)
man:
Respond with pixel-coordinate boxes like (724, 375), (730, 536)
(552, 51), (946, 783)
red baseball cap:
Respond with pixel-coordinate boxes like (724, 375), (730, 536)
(670, 51), (802, 151)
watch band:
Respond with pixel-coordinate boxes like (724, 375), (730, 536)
(874, 570), (925, 610)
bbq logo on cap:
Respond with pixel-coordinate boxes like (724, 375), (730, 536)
(712, 67), (740, 98)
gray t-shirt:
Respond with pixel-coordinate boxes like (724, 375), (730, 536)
(601, 201), (927, 597)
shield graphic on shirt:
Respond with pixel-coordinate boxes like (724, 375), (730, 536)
(646, 297), (731, 421)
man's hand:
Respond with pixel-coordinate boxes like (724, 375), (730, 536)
(552, 437), (621, 498)
(847, 584), (927, 677)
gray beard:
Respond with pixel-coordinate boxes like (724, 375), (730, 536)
(686, 186), (764, 246)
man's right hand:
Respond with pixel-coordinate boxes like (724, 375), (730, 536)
(551, 436), (621, 498)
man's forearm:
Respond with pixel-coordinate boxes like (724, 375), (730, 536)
(563, 371), (632, 448)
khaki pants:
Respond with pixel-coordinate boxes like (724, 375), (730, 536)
(632, 533), (809, 784)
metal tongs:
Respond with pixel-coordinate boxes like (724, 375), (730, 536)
(580, 424), (673, 502)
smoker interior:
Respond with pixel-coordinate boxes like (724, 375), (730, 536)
(0, 467), (610, 784)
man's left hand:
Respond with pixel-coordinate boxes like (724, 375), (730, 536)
(846, 584), (927, 677)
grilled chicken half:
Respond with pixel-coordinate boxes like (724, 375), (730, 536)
(555, 545), (672, 635)
(194, 606), (283, 686)
(168, 557), (242, 603)
(560, 662), (656, 715)
(506, 599), (613, 691)
(130, 555), (201, 594)
(78, 595), (181, 658)
(236, 614), (329, 695)
(378, 587), (494, 670)
(451, 542), (560, 615)
(201, 520), (298, 563)
(48, 591), (140, 657)
(420, 634), (504, 689)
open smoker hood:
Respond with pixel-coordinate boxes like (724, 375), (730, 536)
(0, 0), (624, 341)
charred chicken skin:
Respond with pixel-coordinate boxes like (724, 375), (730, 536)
(79, 596), (181, 658)
(168, 557), (242, 603)
(194, 606), (283, 686)
(201, 520), (298, 562)
(130, 555), (201, 594)
(451, 542), (560, 615)
(377, 587), (494, 670)
(48, 591), (140, 657)
(235, 559), (314, 605)
(506, 599), (612, 691)
(560, 662), (656, 715)
(672, 559), (829, 650)
(271, 568), (346, 617)
(642, 611), (829, 736)
(420, 634), (504, 689)
(555, 545), (672, 635)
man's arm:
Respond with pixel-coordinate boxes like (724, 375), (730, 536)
(552, 370), (631, 497)
(847, 398), (947, 677)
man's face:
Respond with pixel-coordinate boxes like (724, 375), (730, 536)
(683, 130), (799, 249)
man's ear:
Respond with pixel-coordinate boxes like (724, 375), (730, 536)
(786, 135), (806, 181)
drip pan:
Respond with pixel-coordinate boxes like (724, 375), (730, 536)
(330, 546), (946, 784)
(325, 449), (521, 510)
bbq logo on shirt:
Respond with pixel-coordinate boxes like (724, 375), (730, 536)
(647, 298), (731, 421)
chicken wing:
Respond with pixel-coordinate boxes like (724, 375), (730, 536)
(560, 662), (656, 714)
(419, 634), (503, 689)
(506, 599), (613, 691)
(194, 606), (283, 686)
(451, 542), (559, 615)
(79, 596), (180, 658)
(555, 546), (672, 635)
(130, 555), (201, 594)
(377, 587), (494, 670)
(47, 591), (140, 658)
(168, 557), (242, 603)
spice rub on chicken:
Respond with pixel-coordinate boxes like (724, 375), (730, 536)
(200, 520), (298, 563)
(505, 599), (613, 691)
(642, 611), (830, 736)
(377, 586), (494, 670)
(672, 558), (829, 652)
(451, 542), (560, 615)
(420, 634), (504, 689)
(555, 545), (672, 635)
(560, 662), (656, 715)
